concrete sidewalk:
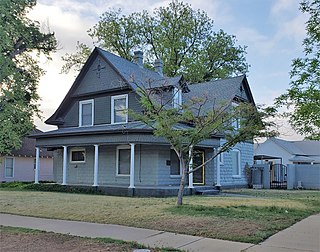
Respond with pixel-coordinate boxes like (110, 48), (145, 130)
(1, 213), (319, 252)
(0, 213), (253, 252)
(245, 213), (320, 252)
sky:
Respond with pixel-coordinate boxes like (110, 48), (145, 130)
(28, 0), (308, 140)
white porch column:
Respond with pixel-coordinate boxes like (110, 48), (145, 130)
(34, 147), (40, 184)
(62, 146), (67, 185)
(216, 149), (221, 188)
(188, 147), (194, 188)
(129, 143), (135, 188)
(93, 144), (99, 187)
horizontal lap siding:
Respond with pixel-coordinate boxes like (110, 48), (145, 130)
(95, 96), (111, 125)
(220, 140), (253, 187)
(52, 145), (160, 186)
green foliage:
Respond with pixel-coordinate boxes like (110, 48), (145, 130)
(62, 0), (249, 81)
(60, 42), (92, 74)
(0, 0), (57, 154)
(133, 81), (276, 205)
(0, 182), (105, 195)
(275, 0), (320, 140)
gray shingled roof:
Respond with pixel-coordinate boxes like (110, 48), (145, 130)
(98, 48), (182, 89)
(183, 75), (253, 112)
(271, 138), (320, 156)
(30, 121), (194, 139)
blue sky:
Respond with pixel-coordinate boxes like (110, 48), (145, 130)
(30, 0), (307, 139)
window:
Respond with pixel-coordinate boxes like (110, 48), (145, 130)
(173, 87), (182, 109)
(231, 149), (241, 177)
(79, 100), (94, 126)
(70, 148), (86, 163)
(231, 102), (240, 130)
(5, 157), (14, 178)
(111, 94), (128, 124)
(116, 146), (130, 176)
(170, 150), (181, 176)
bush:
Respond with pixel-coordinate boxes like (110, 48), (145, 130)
(0, 182), (105, 195)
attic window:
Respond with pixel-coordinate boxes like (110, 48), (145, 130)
(79, 99), (94, 127)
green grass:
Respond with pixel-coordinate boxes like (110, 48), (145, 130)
(1, 184), (319, 244)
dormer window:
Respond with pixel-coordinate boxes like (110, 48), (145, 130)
(231, 102), (240, 130)
(111, 94), (128, 124)
(173, 87), (182, 109)
(79, 99), (94, 127)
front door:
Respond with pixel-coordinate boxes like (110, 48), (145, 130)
(193, 150), (205, 184)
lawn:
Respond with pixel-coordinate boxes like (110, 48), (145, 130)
(0, 186), (319, 244)
(1, 226), (178, 252)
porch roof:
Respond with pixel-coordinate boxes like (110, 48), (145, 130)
(30, 122), (220, 149)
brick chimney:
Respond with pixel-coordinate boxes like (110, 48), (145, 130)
(134, 51), (143, 67)
(154, 59), (163, 76)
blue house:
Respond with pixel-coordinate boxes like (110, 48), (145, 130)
(32, 47), (254, 196)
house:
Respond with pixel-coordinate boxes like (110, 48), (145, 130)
(254, 137), (320, 165)
(31, 47), (255, 196)
(1, 129), (53, 182)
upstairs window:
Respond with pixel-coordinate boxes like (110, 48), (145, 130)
(111, 94), (128, 124)
(79, 100), (94, 127)
(173, 87), (182, 109)
(231, 102), (240, 130)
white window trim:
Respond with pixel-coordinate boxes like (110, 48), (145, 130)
(116, 145), (131, 176)
(231, 102), (240, 130)
(111, 94), (128, 124)
(5, 157), (14, 178)
(173, 87), (182, 109)
(70, 147), (86, 163)
(231, 149), (241, 178)
(79, 99), (94, 127)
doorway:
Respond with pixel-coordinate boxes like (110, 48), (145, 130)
(193, 150), (205, 184)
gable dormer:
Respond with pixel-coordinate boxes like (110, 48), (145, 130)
(46, 47), (185, 128)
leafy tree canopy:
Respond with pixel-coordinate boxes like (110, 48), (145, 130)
(0, 0), (57, 154)
(133, 81), (276, 205)
(275, 0), (320, 140)
(62, 0), (249, 82)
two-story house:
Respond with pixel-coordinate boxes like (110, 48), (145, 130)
(31, 47), (255, 196)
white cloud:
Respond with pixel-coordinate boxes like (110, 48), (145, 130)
(271, 0), (297, 15)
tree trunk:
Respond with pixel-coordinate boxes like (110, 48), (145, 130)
(177, 162), (187, 206)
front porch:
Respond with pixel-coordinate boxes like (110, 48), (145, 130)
(31, 128), (221, 196)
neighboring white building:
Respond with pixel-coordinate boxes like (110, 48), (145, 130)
(254, 137), (320, 165)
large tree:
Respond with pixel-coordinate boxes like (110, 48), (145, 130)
(133, 81), (275, 205)
(62, 0), (249, 82)
(275, 0), (320, 140)
(0, 0), (57, 154)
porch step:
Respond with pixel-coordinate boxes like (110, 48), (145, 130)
(194, 187), (220, 195)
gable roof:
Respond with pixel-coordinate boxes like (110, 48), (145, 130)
(271, 138), (320, 156)
(46, 47), (183, 125)
(183, 75), (254, 111)
(97, 48), (183, 89)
